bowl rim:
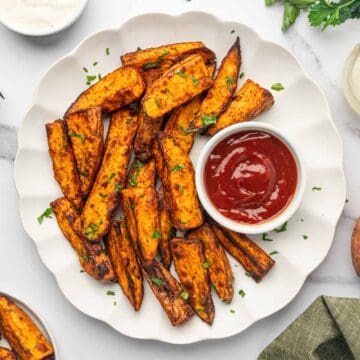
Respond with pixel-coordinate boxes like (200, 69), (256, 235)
(0, 291), (59, 358)
(195, 121), (307, 234)
(0, 0), (88, 37)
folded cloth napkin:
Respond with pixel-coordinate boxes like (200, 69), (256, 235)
(258, 296), (360, 360)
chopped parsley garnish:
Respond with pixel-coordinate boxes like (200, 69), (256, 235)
(225, 76), (235, 90)
(37, 207), (53, 224)
(136, 46), (142, 51)
(269, 251), (279, 256)
(178, 126), (198, 134)
(303, 235), (309, 240)
(83, 67), (88, 73)
(126, 117), (133, 124)
(346, 199), (349, 203)
(168, 228), (176, 239)
(107, 172), (116, 183)
(238, 289), (246, 298)
(202, 259), (211, 269)
(98, 74), (102, 81)
(0, 91), (4, 100)
(172, 163), (185, 172)
(201, 113), (217, 126)
(128, 203), (135, 209)
(128, 170), (140, 187)
(152, 229), (161, 239)
(113, 301), (117, 306)
(180, 291), (189, 300)
(80, 269), (85, 273)
(231, 29), (235, 34)
(192, 75), (199, 87)
(93, 61), (98, 66)
(174, 70), (187, 78)
(312, 186), (322, 191)
(271, 82), (285, 91)
(155, 98), (161, 107)
(99, 193), (108, 198)
(230, 309), (236, 313)
(84, 223), (99, 240)
(179, 185), (185, 194)
(106, 48), (110, 55)
(143, 50), (170, 70)
(115, 183), (122, 192)
(77, 167), (88, 177)
(86, 75), (97, 84)
(239, 72), (245, 79)
(274, 221), (288, 233)
(134, 161), (145, 169)
(262, 233), (273, 241)
(151, 277), (163, 286)
(68, 132), (86, 143)
(80, 251), (89, 263)
(106, 290), (115, 296)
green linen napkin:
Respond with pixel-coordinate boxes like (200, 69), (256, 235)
(258, 296), (360, 360)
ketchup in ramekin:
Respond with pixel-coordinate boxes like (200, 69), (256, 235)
(204, 130), (298, 224)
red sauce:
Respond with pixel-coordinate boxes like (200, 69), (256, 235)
(204, 130), (298, 224)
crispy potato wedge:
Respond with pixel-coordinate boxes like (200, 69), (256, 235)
(120, 188), (160, 264)
(0, 348), (16, 360)
(66, 66), (145, 115)
(66, 106), (104, 197)
(170, 237), (214, 325)
(164, 95), (202, 154)
(127, 158), (156, 189)
(188, 223), (233, 303)
(121, 42), (205, 68)
(158, 132), (203, 230)
(79, 109), (137, 241)
(46, 120), (83, 210)
(206, 79), (274, 135)
(157, 186), (175, 268)
(0, 296), (54, 360)
(193, 37), (241, 130)
(143, 54), (213, 120)
(51, 197), (115, 282)
(351, 217), (360, 276)
(211, 223), (275, 282)
(106, 220), (143, 311)
(142, 260), (194, 326)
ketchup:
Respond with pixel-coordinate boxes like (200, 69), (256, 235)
(204, 130), (297, 224)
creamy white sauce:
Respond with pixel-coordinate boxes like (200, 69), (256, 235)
(344, 44), (360, 116)
(0, 0), (84, 34)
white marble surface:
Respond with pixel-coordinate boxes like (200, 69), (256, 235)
(1, 1), (360, 359)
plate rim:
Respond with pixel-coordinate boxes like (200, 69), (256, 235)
(14, 11), (346, 344)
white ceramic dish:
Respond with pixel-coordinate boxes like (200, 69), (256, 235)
(0, 0), (88, 37)
(0, 292), (58, 358)
(196, 121), (306, 234)
(14, 12), (346, 344)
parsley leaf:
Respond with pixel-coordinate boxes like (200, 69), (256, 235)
(201, 113), (218, 126)
(180, 291), (189, 300)
(151, 277), (163, 286)
(238, 289), (246, 297)
(262, 233), (273, 241)
(202, 259), (211, 269)
(271, 82), (285, 91)
(282, 3), (300, 31)
(143, 50), (170, 70)
(106, 290), (115, 296)
(152, 229), (161, 239)
(172, 163), (185, 172)
(37, 207), (53, 224)
(192, 75), (199, 87)
(68, 132), (86, 143)
(174, 70), (187, 78)
(274, 221), (288, 233)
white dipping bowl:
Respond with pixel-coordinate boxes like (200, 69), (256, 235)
(196, 121), (306, 234)
(0, 0), (88, 36)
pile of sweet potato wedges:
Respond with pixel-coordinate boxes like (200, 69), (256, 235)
(46, 38), (275, 326)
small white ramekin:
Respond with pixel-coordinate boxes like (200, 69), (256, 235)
(196, 121), (306, 234)
(0, 0), (88, 37)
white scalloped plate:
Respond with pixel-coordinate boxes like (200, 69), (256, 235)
(14, 12), (346, 344)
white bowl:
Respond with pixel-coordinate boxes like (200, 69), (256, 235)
(0, 292), (58, 358)
(196, 121), (306, 234)
(0, 0), (88, 37)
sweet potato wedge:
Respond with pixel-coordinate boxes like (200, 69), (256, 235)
(66, 106), (104, 197)
(120, 188), (160, 264)
(0, 296), (54, 360)
(170, 237), (214, 325)
(46, 120), (83, 210)
(79, 109), (137, 241)
(65, 66), (145, 115)
(121, 42), (205, 68)
(188, 223), (233, 303)
(120, 188), (138, 251)
(158, 132), (203, 230)
(51, 197), (115, 282)
(192, 37), (241, 131)
(206, 79), (274, 135)
(0, 348), (16, 360)
(157, 186), (175, 268)
(164, 95), (202, 154)
(106, 220), (143, 311)
(142, 260), (194, 326)
(127, 158), (156, 189)
(211, 223), (275, 282)
(142, 54), (213, 120)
